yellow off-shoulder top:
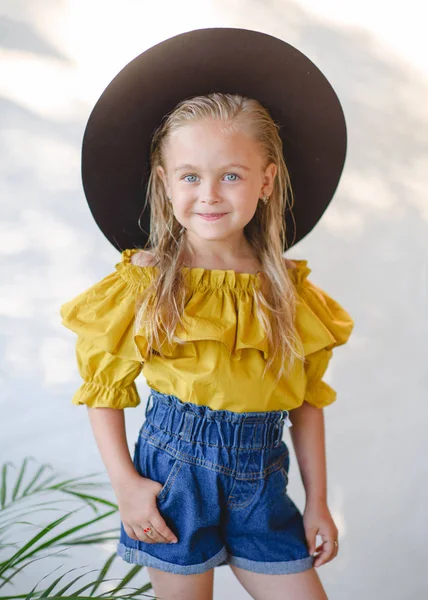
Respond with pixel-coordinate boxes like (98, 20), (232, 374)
(59, 248), (354, 412)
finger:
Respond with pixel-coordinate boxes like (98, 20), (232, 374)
(135, 522), (169, 544)
(305, 530), (318, 556)
(150, 512), (179, 544)
(314, 549), (331, 567)
(314, 542), (334, 567)
(131, 523), (151, 543)
(146, 522), (174, 544)
(132, 523), (155, 543)
(136, 524), (165, 544)
(332, 541), (339, 558)
(123, 523), (139, 541)
(315, 541), (338, 553)
(323, 540), (339, 554)
(314, 541), (337, 566)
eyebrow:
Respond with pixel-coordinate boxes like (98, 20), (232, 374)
(174, 163), (251, 173)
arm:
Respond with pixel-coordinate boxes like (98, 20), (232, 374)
(289, 400), (340, 566)
(87, 407), (139, 493)
(287, 265), (353, 564)
(87, 405), (179, 544)
(289, 400), (327, 506)
(84, 249), (158, 489)
(60, 252), (178, 543)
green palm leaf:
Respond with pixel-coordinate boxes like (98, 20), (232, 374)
(0, 457), (158, 599)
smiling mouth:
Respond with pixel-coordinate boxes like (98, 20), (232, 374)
(197, 213), (228, 219)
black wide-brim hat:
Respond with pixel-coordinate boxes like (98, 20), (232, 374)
(81, 27), (347, 252)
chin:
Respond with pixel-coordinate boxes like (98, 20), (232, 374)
(188, 230), (230, 241)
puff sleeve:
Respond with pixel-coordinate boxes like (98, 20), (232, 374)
(59, 264), (145, 409)
(292, 261), (354, 409)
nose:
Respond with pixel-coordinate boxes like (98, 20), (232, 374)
(201, 179), (220, 203)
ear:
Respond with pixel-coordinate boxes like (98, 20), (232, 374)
(261, 162), (277, 197)
(156, 165), (171, 197)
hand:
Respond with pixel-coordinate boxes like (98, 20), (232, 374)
(303, 500), (339, 567)
(114, 472), (179, 545)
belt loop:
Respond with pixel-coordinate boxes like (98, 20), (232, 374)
(283, 409), (293, 428)
(274, 420), (283, 446)
(178, 411), (194, 441)
(145, 393), (153, 417)
(279, 409), (293, 429)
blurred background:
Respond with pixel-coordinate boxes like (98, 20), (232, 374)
(1, 1), (427, 598)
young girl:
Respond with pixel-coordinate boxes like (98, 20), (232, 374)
(60, 29), (354, 600)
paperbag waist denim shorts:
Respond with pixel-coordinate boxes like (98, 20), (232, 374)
(117, 388), (315, 575)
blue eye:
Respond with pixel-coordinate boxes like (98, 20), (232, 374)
(183, 174), (199, 183)
(182, 173), (240, 183)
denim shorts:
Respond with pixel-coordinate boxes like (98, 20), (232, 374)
(117, 388), (315, 575)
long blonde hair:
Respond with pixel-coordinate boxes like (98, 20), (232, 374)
(134, 92), (304, 383)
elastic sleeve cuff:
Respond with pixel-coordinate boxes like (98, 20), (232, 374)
(304, 379), (337, 409)
(71, 380), (141, 409)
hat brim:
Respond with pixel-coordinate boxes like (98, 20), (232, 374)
(81, 27), (347, 252)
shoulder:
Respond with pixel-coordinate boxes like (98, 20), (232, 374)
(283, 257), (297, 270)
(129, 249), (157, 267)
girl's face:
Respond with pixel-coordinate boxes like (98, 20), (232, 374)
(156, 118), (277, 255)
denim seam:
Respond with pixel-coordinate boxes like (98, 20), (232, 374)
(226, 423), (254, 508)
(228, 492), (260, 509)
(157, 460), (183, 502)
(140, 431), (288, 479)
(227, 473), (261, 509)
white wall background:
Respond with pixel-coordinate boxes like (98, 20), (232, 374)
(1, 1), (427, 598)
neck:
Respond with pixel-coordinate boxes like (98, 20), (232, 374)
(182, 233), (257, 267)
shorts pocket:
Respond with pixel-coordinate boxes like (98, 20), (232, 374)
(266, 449), (290, 496)
(279, 452), (290, 493)
(132, 435), (142, 474)
(135, 436), (183, 505)
(156, 458), (183, 503)
(280, 466), (289, 490)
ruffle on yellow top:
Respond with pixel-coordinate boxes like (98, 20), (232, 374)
(59, 248), (354, 411)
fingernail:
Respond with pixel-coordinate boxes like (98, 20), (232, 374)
(170, 539), (178, 544)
